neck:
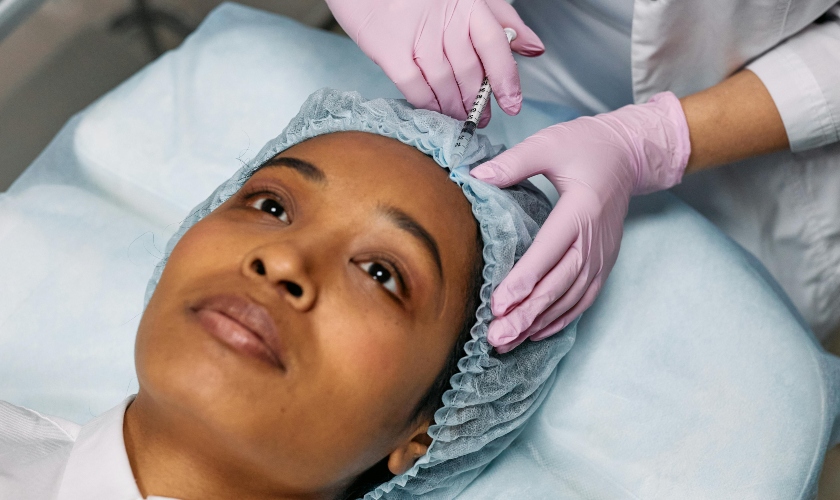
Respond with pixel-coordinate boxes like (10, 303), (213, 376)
(123, 391), (335, 500)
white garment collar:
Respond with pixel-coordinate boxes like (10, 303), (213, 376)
(56, 395), (176, 500)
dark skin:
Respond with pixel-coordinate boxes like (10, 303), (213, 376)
(125, 132), (479, 500)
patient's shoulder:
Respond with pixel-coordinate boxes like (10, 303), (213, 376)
(0, 400), (80, 444)
(0, 400), (79, 497)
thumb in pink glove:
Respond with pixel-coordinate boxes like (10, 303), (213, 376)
(470, 92), (692, 353)
(324, 0), (544, 127)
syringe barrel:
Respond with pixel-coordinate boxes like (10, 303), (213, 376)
(466, 78), (492, 125)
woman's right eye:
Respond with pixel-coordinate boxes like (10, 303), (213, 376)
(249, 197), (290, 223)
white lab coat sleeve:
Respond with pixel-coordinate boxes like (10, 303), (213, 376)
(746, 5), (840, 152)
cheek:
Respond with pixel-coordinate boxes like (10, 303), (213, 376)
(170, 219), (235, 269)
(135, 217), (250, 402)
(313, 301), (442, 430)
(326, 312), (412, 412)
(138, 218), (232, 341)
(293, 316), (419, 479)
(336, 314), (401, 371)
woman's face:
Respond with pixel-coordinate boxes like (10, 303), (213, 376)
(135, 132), (479, 496)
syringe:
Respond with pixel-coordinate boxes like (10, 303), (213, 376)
(450, 27), (517, 169)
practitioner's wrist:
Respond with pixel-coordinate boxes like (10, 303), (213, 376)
(626, 91), (692, 195)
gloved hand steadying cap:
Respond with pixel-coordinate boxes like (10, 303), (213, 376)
(324, 0), (544, 126)
(470, 92), (692, 353)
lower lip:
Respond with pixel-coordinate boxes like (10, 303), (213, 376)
(194, 308), (282, 368)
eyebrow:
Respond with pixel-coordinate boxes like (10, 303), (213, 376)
(260, 157), (327, 184)
(380, 206), (443, 278)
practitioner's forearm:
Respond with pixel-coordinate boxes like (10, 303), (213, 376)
(680, 69), (789, 174)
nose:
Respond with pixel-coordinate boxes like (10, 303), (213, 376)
(242, 243), (317, 311)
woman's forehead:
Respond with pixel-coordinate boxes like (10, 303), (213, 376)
(277, 132), (448, 183)
(258, 132), (471, 220)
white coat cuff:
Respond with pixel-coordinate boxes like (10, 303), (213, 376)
(747, 19), (840, 152)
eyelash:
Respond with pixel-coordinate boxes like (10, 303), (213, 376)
(239, 184), (409, 301)
(358, 257), (408, 301)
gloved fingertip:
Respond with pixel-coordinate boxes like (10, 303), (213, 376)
(487, 335), (502, 348)
(494, 336), (526, 354)
(511, 36), (545, 57)
(515, 43), (545, 57)
(477, 113), (491, 128)
(497, 94), (522, 115)
(514, 25), (545, 53)
(487, 321), (517, 346)
(494, 283), (527, 315)
(470, 163), (500, 183)
(494, 344), (513, 354)
(489, 293), (510, 316)
(495, 302), (516, 318)
(527, 37), (545, 54)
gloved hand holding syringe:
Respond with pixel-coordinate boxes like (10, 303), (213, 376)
(450, 27), (517, 169)
(326, 0), (692, 354)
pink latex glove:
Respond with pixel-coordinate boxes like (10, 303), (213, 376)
(470, 92), (692, 353)
(324, 0), (545, 126)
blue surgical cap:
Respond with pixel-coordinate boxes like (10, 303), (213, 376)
(144, 88), (576, 499)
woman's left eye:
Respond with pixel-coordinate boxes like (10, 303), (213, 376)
(249, 197), (289, 223)
(359, 261), (400, 295)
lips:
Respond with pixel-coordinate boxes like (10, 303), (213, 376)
(192, 294), (286, 371)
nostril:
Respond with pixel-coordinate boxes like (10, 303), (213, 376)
(283, 281), (303, 298)
(252, 259), (266, 276)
